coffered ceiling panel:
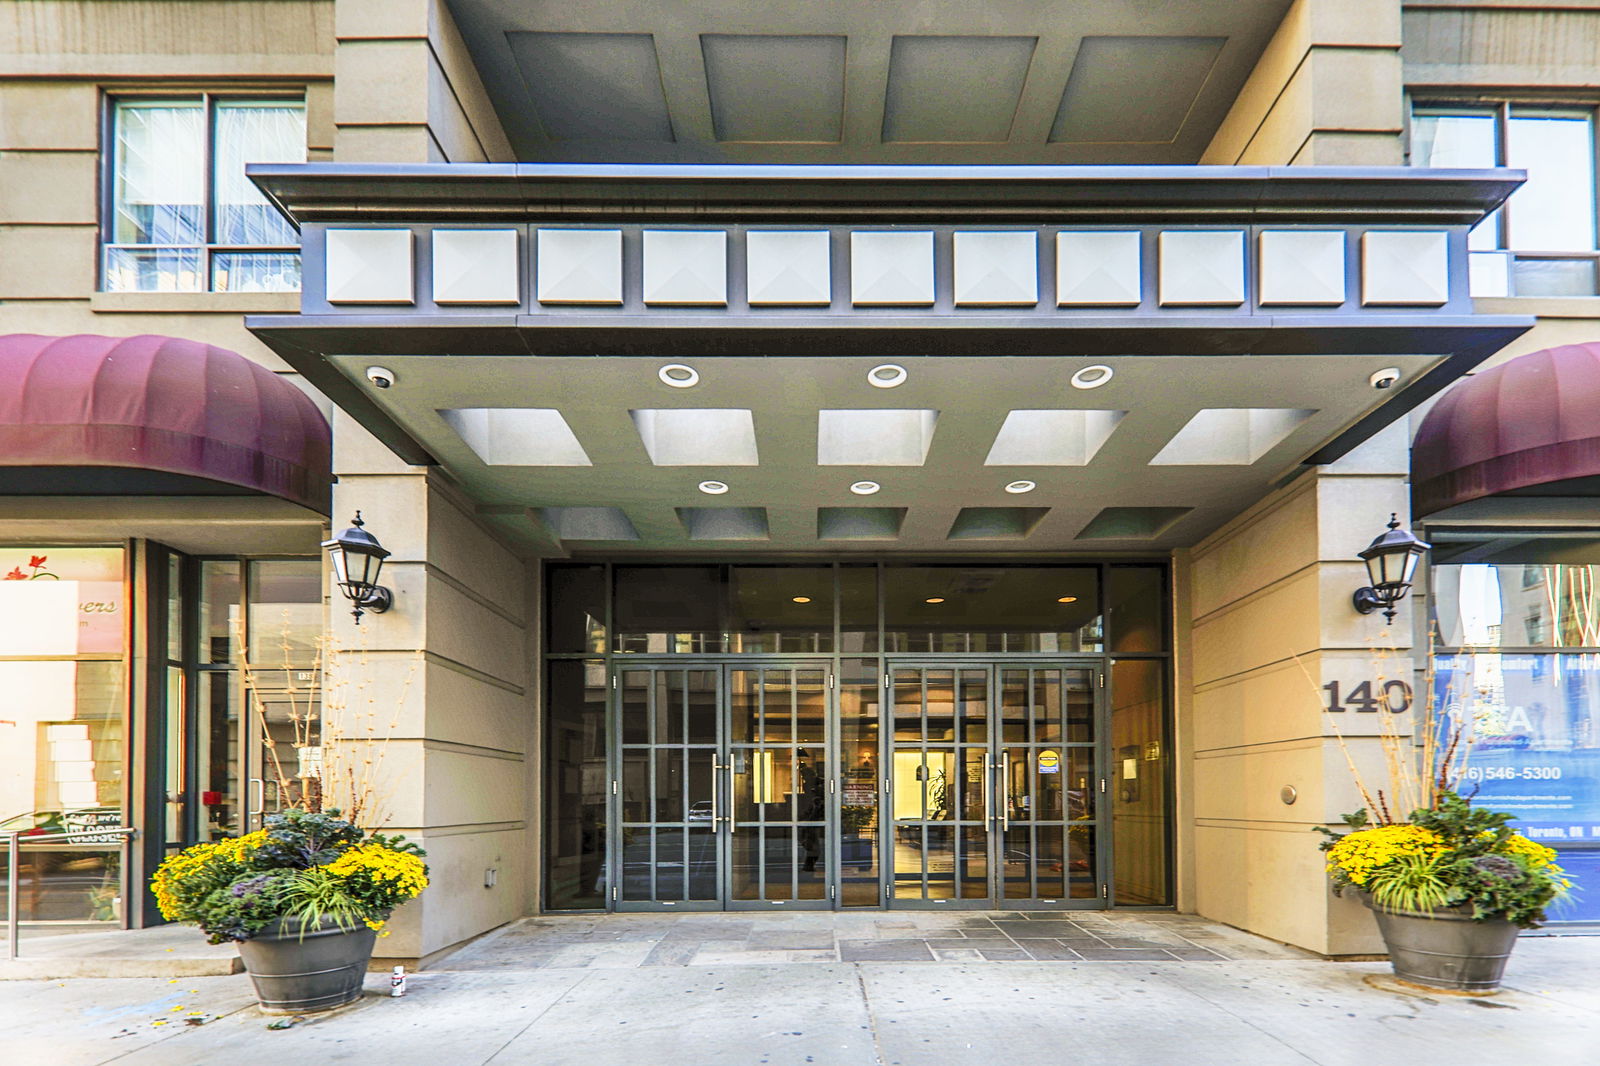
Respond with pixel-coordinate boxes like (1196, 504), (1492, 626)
(449, 0), (1294, 163)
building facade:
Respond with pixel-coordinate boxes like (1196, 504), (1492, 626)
(2, 0), (1597, 965)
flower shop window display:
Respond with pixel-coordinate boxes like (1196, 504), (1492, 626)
(154, 809), (427, 1013)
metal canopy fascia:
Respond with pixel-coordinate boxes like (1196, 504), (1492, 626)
(249, 163), (1523, 226)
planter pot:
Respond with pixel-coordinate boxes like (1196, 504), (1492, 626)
(236, 917), (377, 1014)
(1362, 897), (1520, 992)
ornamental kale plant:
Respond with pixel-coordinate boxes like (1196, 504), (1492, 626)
(1318, 790), (1572, 928)
(152, 809), (428, 944)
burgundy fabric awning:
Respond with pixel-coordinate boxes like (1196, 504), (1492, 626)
(0, 334), (331, 513)
(1413, 341), (1600, 518)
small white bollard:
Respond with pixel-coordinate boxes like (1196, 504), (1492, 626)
(390, 965), (407, 997)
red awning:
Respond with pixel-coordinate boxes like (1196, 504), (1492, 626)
(0, 334), (331, 513)
(1413, 341), (1600, 518)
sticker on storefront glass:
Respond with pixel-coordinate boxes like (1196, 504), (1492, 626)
(1038, 750), (1060, 774)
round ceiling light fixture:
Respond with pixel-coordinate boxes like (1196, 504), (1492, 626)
(1056, 596), (1078, 604)
(659, 363), (700, 388)
(697, 480), (730, 495)
(850, 480), (882, 496)
(924, 597), (946, 604)
(792, 596), (812, 604)
(1070, 364), (1114, 390)
(1004, 480), (1037, 494)
(868, 364), (908, 389)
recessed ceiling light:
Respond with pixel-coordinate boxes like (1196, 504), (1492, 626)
(1004, 480), (1037, 494)
(697, 480), (729, 495)
(1070, 364), (1114, 390)
(924, 597), (945, 604)
(1056, 596), (1078, 604)
(868, 364), (908, 389)
(659, 363), (699, 388)
(792, 596), (812, 604)
(850, 480), (881, 495)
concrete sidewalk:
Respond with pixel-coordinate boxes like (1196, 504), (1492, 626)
(3, 917), (1596, 1066)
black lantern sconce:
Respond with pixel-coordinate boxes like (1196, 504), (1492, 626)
(1352, 513), (1430, 624)
(322, 512), (393, 623)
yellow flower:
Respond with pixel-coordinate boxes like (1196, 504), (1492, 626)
(1497, 832), (1559, 870)
(1326, 824), (1447, 887)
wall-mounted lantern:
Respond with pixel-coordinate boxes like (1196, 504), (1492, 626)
(322, 512), (392, 623)
(1352, 513), (1429, 624)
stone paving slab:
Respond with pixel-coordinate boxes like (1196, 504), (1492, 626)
(433, 910), (1314, 970)
(6, 938), (1598, 1066)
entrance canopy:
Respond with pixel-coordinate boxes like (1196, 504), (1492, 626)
(0, 334), (332, 514)
(1413, 342), (1600, 518)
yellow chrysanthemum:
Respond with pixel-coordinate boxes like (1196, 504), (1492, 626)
(1497, 832), (1559, 870)
(1326, 824), (1448, 886)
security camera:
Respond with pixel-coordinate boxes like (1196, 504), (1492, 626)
(1369, 367), (1402, 390)
(365, 366), (395, 389)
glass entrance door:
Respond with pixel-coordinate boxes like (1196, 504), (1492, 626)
(613, 663), (831, 911)
(887, 664), (1103, 908)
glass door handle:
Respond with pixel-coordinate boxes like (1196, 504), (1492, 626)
(711, 761), (723, 828)
(998, 755), (1010, 832)
(724, 764), (737, 828)
(983, 755), (994, 828)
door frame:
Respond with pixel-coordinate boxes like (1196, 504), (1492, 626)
(879, 658), (1108, 911)
(606, 659), (837, 912)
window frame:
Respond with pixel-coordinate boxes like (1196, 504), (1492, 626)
(99, 89), (307, 294)
(1409, 94), (1600, 295)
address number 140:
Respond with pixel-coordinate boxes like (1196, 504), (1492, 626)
(1323, 679), (1412, 713)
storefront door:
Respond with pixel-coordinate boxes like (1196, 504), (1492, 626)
(886, 663), (1104, 909)
(612, 663), (831, 911)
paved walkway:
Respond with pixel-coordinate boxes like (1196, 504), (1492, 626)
(437, 910), (1312, 969)
(4, 914), (1596, 1066)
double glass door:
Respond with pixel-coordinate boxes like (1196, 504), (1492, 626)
(614, 664), (830, 911)
(887, 664), (1101, 908)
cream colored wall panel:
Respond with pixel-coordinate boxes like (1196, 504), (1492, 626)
(1403, 8), (1600, 88)
(405, 828), (526, 961)
(335, 0), (429, 39)
(1315, 473), (1412, 562)
(432, 229), (519, 305)
(335, 124), (439, 163)
(851, 231), (935, 306)
(1362, 231), (1449, 306)
(1290, 132), (1403, 167)
(422, 749), (526, 828)
(1193, 823), (1340, 954)
(422, 572), (528, 690)
(331, 410), (426, 476)
(1201, 0), (1310, 164)
(642, 230), (727, 306)
(746, 230), (830, 306)
(1192, 659), (1325, 755)
(305, 81), (336, 152)
(425, 0), (513, 162)
(325, 228), (415, 304)
(0, 150), (96, 223)
(422, 660), (530, 756)
(426, 52), (490, 164)
(0, 84), (99, 150)
(1056, 231), (1141, 306)
(0, 304), (286, 371)
(1235, 66), (1315, 166)
(334, 39), (431, 126)
(537, 229), (623, 305)
(953, 231), (1037, 307)
(426, 486), (527, 620)
(1193, 742), (1323, 826)
(1307, 49), (1403, 133)
(1158, 230), (1245, 306)
(1258, 231), (1345, 306)
(1190, 483), (1319, 618)
(1192, 567), (1324, 684)
(0, 224), (97, 298)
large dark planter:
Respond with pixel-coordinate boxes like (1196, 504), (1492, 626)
(235, 917), (377, 1014)
(1363, 897), (1520, 992)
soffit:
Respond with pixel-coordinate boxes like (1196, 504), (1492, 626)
(442, 0), (1295, 164)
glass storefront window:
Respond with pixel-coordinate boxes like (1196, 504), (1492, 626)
(838, 659), (881, 906)
(245, 560), (323, 815)
(547, 565), (606, 654)
(883, 566), (1101, 653)
(0, 547), (127, 924)
(1110, 659), (1170, 905)
(1107, 566), (1166, 653)
(612, 565), (839, 653)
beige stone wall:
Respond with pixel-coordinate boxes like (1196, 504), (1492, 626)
(329, 413), (536, 961)
(1184, 423), (1416, 955)
(0, 1), (334, 366)
(1203, 0), (1404, 166)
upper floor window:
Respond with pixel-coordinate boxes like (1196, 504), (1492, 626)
(104, 95), (305, 294)
(1411, 103), (1598, 297)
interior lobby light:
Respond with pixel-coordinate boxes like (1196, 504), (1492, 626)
(792, 596), (812, 604)
(1056, 596), (1078, 603)
(1352, 513), (1430, 623)
(924, 597), (945, 604)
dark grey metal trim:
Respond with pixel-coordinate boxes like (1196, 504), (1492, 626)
(248, 163), (1525, 227)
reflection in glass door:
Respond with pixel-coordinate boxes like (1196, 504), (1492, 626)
(613, 664), (830, 911)
(888, 664), (1102, 908)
